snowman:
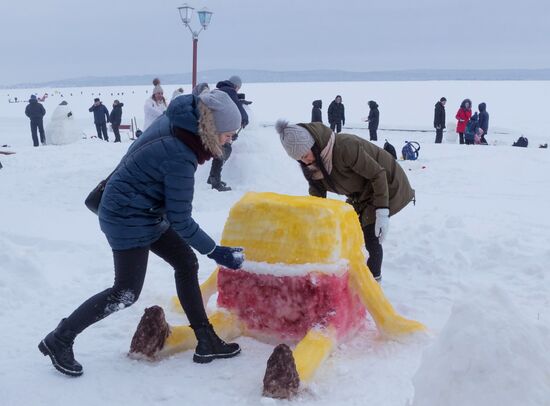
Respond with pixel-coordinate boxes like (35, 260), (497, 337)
(46, 101), (82, 145)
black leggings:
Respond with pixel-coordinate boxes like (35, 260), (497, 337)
(362, 223), (383, 279)
(63, 227), (208, 335)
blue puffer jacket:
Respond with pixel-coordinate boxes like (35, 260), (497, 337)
(98, 95), (215, 253)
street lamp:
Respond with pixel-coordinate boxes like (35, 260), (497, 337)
(178, 4), (213, 89)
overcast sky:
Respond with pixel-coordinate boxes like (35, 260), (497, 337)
(1, 0), (549, 86)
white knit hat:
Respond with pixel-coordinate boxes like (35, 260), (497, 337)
(275, 119), (315, 160)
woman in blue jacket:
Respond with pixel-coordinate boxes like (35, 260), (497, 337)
(39, 91), (245, 376)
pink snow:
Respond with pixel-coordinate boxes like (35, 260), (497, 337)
(217, 267), (366, 342)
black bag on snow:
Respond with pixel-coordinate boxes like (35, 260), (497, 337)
(383, 139), (397, 160)
(512, 136), (528, 148)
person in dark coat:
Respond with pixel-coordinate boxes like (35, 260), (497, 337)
(478, 102), (489, 145)
(208, 75), (248, 191)
(367, 100), (380, 141)
(434, 97), (446, 143)
(311, 100), (322, 123)
(327, 95), (345, 133)
(109, 100), (124, 143)
(24, 95), (46, 146)
(88, 98), (110, 141)
(464, 112), (479, 145)
(38, 91), (245, 377)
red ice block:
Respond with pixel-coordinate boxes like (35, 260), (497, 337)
(217, 267), (366, 342)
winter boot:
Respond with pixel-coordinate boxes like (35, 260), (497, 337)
(207, 176), (232, 192)
(38, 319), (83, 377)
(206, 176), (227, 187)
(193, 323), (241, 363)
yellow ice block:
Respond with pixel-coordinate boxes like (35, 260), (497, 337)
(220, 192), (359, 264)
(293, 328), (336, 382)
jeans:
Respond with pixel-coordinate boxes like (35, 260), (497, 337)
(30, 119), (45, 146)
(330, 122), (342, 133)
(95, 122), (109, 141)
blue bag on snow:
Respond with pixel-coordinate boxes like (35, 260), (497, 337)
(402, 141), (420, 160)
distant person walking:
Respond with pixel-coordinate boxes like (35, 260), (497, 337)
(25, 94), (46, 147)
(328, 95), (345, 133)
(109, 100), (124, 143)
(367, 100), (379, 141)
(434, 97), (446, 143)
(88, 98), (110, 141)
(143, 78), (167, 131)
(455, 99), (472, 144)
(478, 102), (489, 145)
(207, 75), (249, 191)
(311, 100), (322, 123)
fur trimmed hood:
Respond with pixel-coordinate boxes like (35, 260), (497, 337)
(198, 101), (223, 158)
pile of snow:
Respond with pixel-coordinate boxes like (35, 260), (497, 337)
(410, 286), (550, 406)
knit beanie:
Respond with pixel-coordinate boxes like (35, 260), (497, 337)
(30, 94), (37, 100)
(153, 84), (164, 95)
(275, 119), (315, 160)
(199, 89), (241, 133)
(228, 75), (242, 88)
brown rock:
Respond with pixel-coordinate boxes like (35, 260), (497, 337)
(128, 305), (171, 359)
(262, 343), (300, 399)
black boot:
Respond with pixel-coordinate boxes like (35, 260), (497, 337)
(207, 176), (232, 192)
(193, 323), (240, 363)
(38, 319), (83, 377)
(206, 177), (226, 187)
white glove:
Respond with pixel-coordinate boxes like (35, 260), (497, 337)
(375, 208), (390, 243)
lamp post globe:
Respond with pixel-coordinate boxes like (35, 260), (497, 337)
(178, 4), (194, 25)
(197, 8), (213, 29)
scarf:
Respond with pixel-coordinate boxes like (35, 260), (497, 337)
(309, 131), (335, 180)
(173, 127), (213, 165)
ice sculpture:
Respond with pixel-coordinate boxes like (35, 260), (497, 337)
(129, 192), (425, 398)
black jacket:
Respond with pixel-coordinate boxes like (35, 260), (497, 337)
(25, 98), (46, 121)
(434, 101), (446, 129)
(89, 103), (109, 124)
(216, 80), (249, 127)
(109, 103), (124, 126)
(478, 103), (489, 134)
(311, 100), (322, 123)
(327, 100), (345, 125)
(367, 101), (379, 130)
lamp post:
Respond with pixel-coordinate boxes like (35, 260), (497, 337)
(178, 4), (213, 89)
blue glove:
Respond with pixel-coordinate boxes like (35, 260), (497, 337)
(207, 246), (244, 270)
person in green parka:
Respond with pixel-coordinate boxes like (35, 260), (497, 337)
(275, 120), (415, 282)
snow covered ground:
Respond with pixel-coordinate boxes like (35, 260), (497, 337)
(1, 81), (549, 406)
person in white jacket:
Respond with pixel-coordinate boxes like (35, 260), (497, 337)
(143, 78), (167, 131)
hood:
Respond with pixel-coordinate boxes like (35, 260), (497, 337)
(113, 103), (124, 108)
(471, 112), (479, 121)
(368, 100), (378, 109)
(435, 101), (445, 108)
(460, 99), (472, 109)
(478, 102), (486, 112)
(298, 122), (333, 150)
(29, 98), (37, 104)
(312, 100), (322, 108)
(216, 80), (236, 90)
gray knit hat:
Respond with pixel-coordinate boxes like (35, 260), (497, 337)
(228, 75), (242, 88)
(199, 89), (242, 133)
(275, 119), (315, 160)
